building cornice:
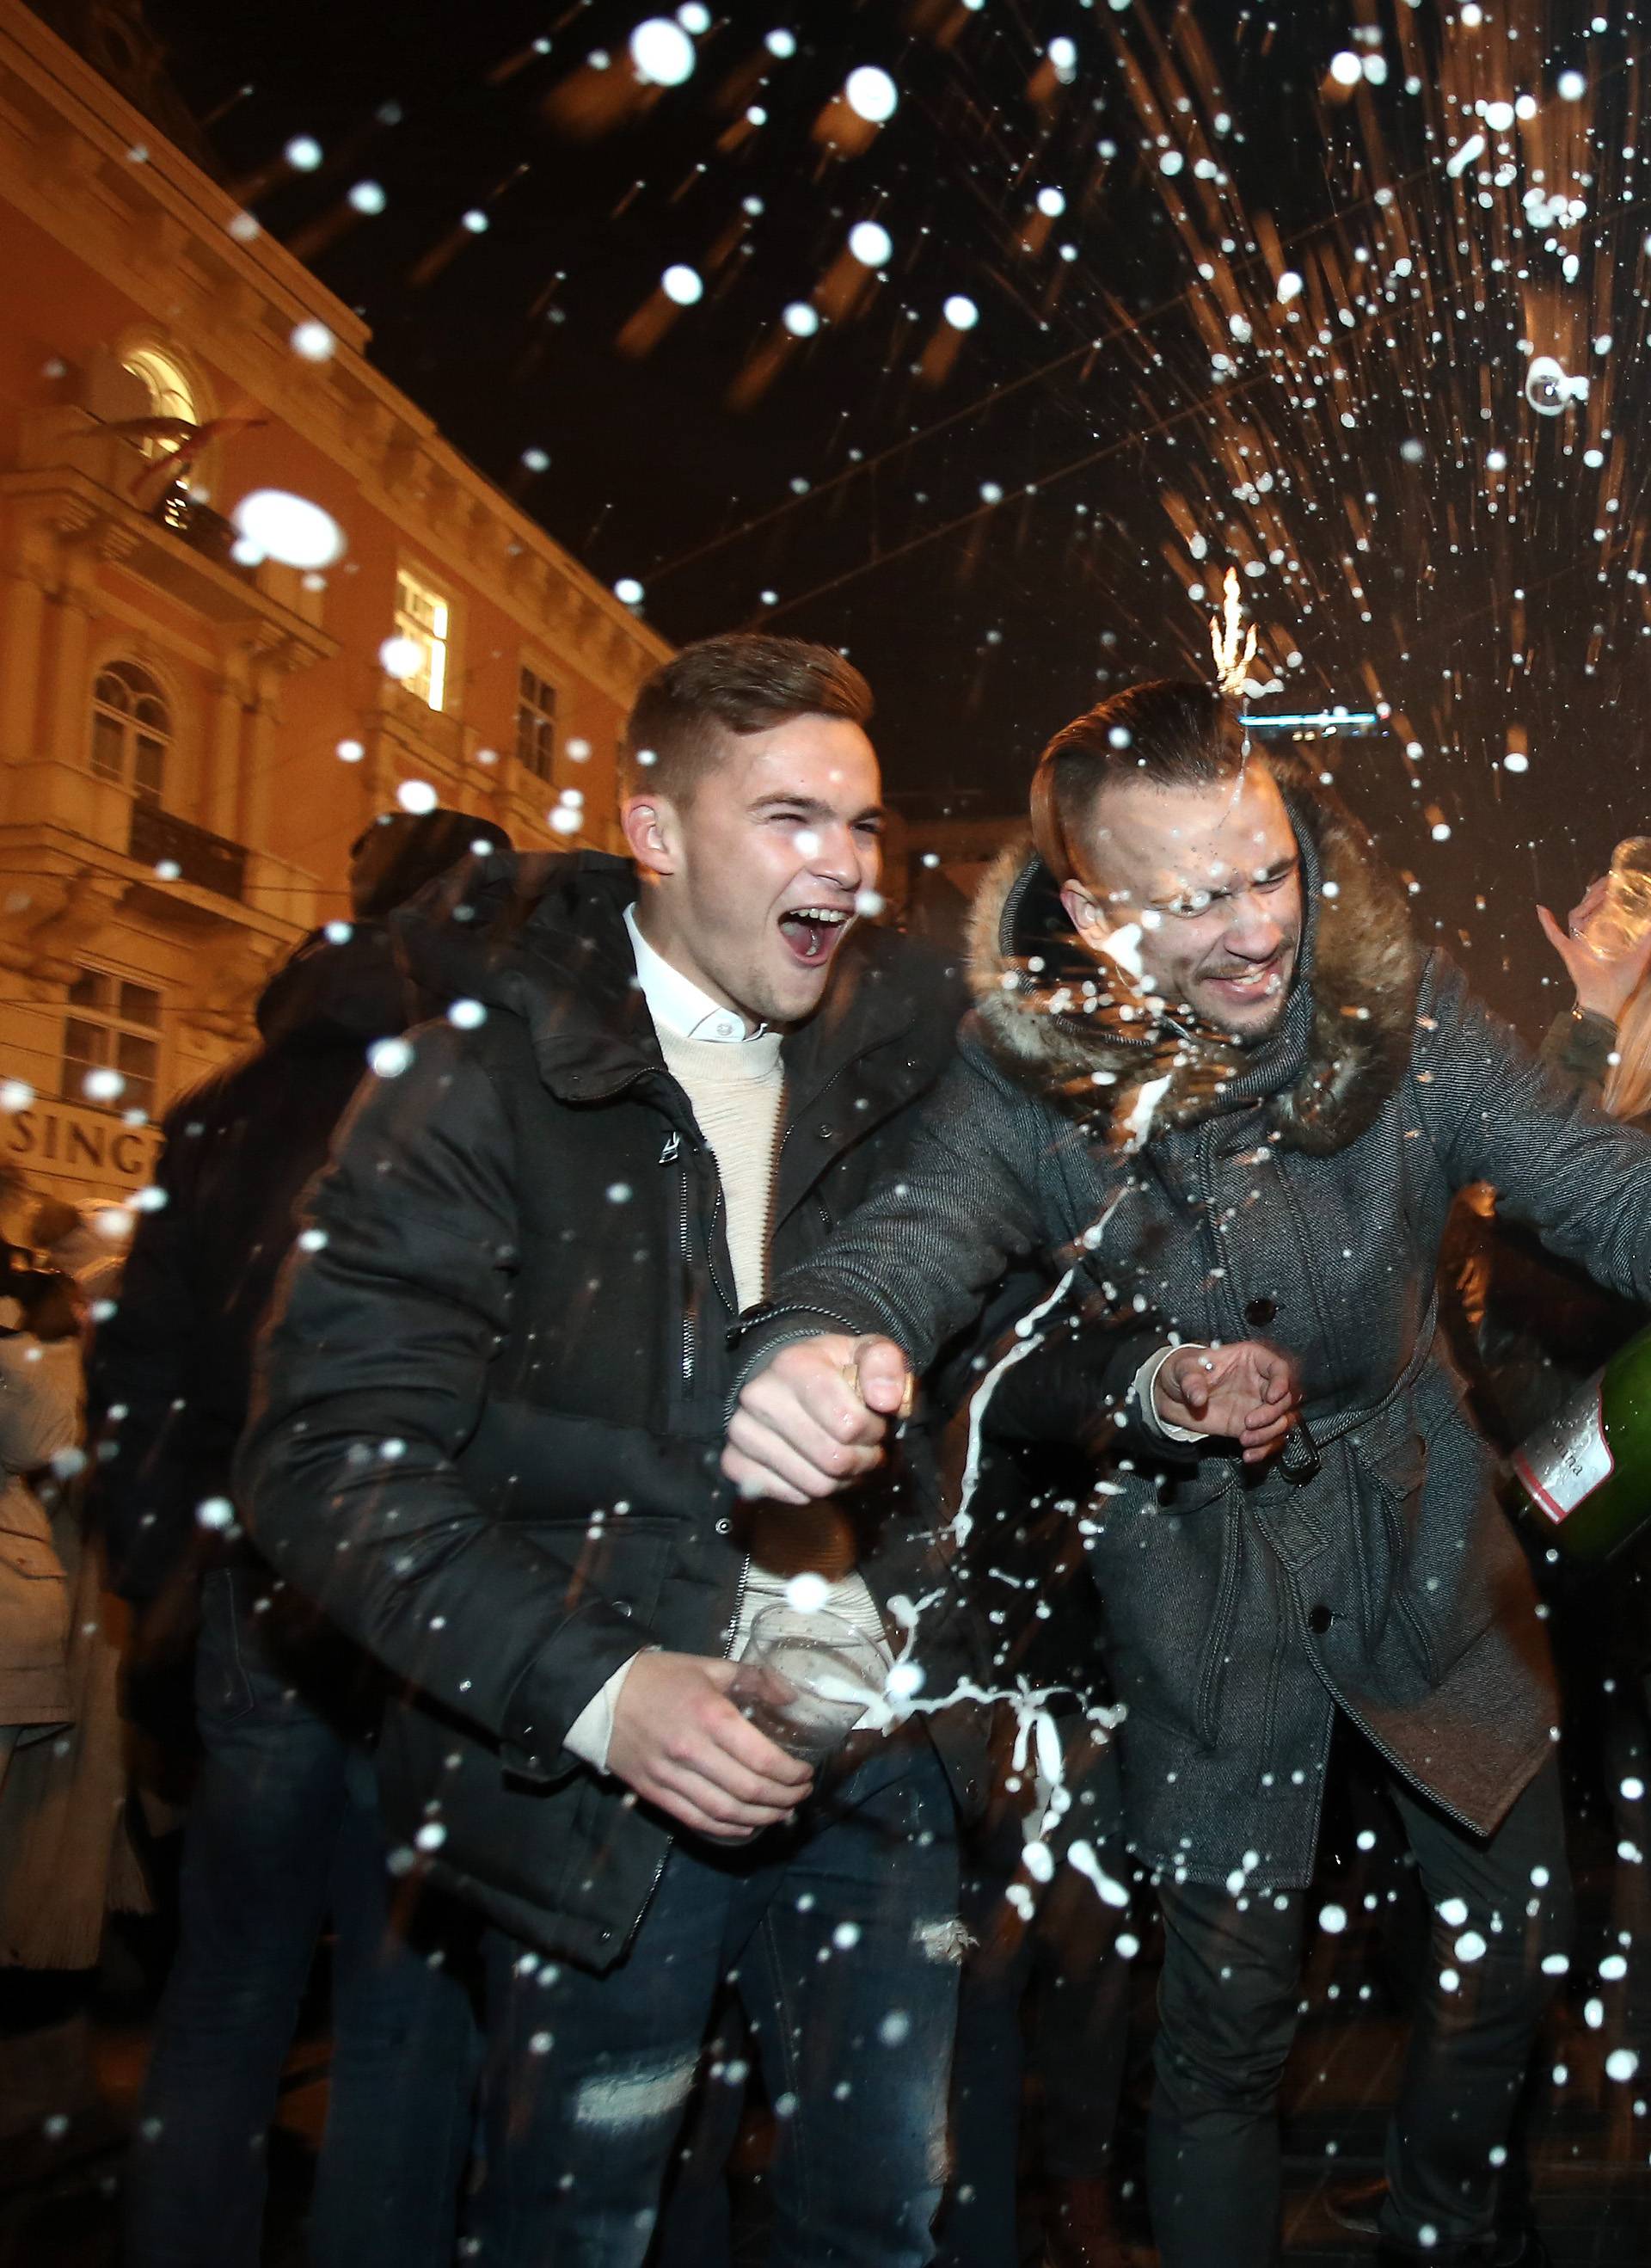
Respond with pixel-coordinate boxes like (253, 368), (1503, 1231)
(0, 0), (672, 710)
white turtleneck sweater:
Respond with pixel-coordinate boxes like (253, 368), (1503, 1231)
(562, 907), (888, 1773)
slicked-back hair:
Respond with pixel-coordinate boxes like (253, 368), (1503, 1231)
(621, 633), (874, 804)
(1030, 679), (1247, 883)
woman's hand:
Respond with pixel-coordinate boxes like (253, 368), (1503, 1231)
(1537, 878), (1651, 1021)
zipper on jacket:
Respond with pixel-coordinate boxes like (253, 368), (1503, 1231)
(678, 1161), (696, 1387)
(617, 1534), (753, 1963)
(659, 1132), (696, 1388)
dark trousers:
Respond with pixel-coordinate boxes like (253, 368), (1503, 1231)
(470, 1743), (961, 2268)
(124, 1568), (478, 2268)
(1147, 1753), (1572, 2268)
(935, 1841), (1133, 2268)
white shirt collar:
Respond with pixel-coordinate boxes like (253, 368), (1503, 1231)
(623, 901), (765, 1045)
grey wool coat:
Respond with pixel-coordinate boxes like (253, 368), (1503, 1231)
(737, 755), (1651, 1889)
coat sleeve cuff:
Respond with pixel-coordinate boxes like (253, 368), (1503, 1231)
(1538, 1007), (1616, 1094)
(498, 1603), (658, 1782)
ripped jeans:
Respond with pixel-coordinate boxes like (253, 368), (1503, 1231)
(470, 1742), (960, 2268)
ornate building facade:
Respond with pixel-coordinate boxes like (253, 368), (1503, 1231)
(0, 0), (668, 1207)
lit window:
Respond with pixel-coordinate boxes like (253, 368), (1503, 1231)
(91, 661), (169, 804)
(119, 346), (199, 452)
(63, 969), (162, 1117)
(516, 665), (558, 782)
(394, 569), (450, 712)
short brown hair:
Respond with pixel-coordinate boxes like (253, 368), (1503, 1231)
(622, 633), (873, 802)
(1030, 679), (1244, 882)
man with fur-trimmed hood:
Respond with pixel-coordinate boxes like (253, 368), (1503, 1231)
(723, 679), (1651, 2268)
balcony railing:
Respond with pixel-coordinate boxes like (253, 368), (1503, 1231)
(128, 801), (248, 902)
(152, 486), (244, 572)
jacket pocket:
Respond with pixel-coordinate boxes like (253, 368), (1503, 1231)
(1084, 1485), (1243, 1753)
(1368, 1405), (1501, 1689)
(0, 1527), (71, 1678)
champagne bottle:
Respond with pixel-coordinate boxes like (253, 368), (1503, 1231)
(1511, 1325), (1651, 1565)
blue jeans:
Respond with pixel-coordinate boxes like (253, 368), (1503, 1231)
(125, 1568), (478, 2268)
(470, 1742), (961, 2268)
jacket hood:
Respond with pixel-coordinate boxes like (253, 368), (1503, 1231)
(255, 924), (413, 1054)
(392, 847), (957, 1105)
(967, 749), (1417, 1155)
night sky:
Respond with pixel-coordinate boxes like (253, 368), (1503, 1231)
(141, 0), (1651, 1038)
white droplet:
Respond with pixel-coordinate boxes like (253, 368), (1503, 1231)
(336, 738), (365, 764)
(1277, 271), (1303, 303)
(629, 16), (696, 85)
(1035, 187), (1065, 217)
(878, 2011), (911, 2047)
(285, 135), (322, 171)
(549, 807), (582, 836)
(368, 1038), (414, 1079)
(764, 29), (797, 58)
(348, 181), (387, 215)
(0, 1080), (34, 1112)
(396, 779), (438, 815)
(1159, 151), (1184, 176)
(614, 577), (645, 605)
(196, 1497), (236, 1530)
(677, 3), (711, 33)
(1454, 1930), (1488, 1964)
(1318, 1903), (1347, 1934)
(1482, 99), (1515, 132)
(1606, 2048), (1641, 2082)
(1438, 1896), (1470, 1927)
(1622, 1775), (1646, 1802)
(844, 65), (898, 124)
(1503, 751), (1528, 772)
(448, 999), (488, 1030)
(1558, 69), (1587, 101)
(855, 887), (885, 918)
(414, 1821), (447, 1851)
(83, 1067), (126, 1103)
(290, 320), (335, 362)
(230, 489), (346, 571)
(1047, 35), (1077, 75)
(662, 263), (703, 305)
(1431, 822), (1452, 842)
(1585, 1995), (1605, 2029)
(1600, 1953), (1629, 1981)
(1328, 52), (1362, 87)
(378, 635), (424, 682)
(942, 294), (979, 331)
(832, 1921), (862, 1950)
(849, 220), (893, 267)
(783, 302), (820, 337)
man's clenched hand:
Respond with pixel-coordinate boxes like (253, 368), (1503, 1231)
(722, 1333), (911, 1503)
(1154, 1339), (1302, 1465)
(606, 1651), (813, 1841)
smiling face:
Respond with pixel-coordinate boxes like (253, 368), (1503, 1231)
(1059, 765), (1304, 1041)
(623, 713), (884, 1030)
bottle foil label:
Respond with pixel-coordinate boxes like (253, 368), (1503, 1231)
(1513, 1385), (1613, 1525)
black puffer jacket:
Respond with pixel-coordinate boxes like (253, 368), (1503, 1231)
(734, 758), (1651, 1889)
(88, 923), (415, 1602)
(238, 851), (991, 1970)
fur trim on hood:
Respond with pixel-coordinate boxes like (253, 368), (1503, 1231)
(967, 751), (1418, 1156)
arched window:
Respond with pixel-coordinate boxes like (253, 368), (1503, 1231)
(91, 662), (169, 804)
(120, 346), (199, 451)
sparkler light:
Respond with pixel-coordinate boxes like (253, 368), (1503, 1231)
(1210, 566), (1257, 700)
